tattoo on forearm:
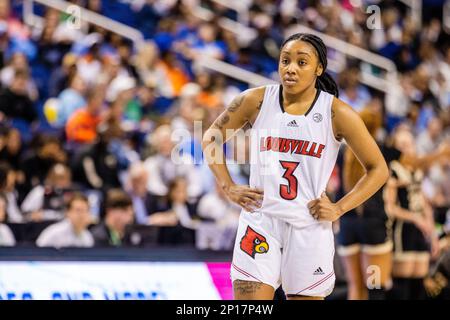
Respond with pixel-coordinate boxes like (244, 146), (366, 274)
(331, 109), (335, 118)
(215, 113), (230, 129)
(228, 95), (244, 112)
(234, 280), (263, 296)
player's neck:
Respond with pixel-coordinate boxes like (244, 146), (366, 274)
(283, 84), (317, 107)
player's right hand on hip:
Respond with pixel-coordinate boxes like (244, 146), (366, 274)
(223, 184), (263, 212)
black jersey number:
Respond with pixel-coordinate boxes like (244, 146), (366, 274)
(279, 161), (299, 201)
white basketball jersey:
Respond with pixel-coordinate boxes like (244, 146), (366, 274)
(249, 84), (342, 228)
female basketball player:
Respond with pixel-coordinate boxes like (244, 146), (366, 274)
(338, 105), (394, 300)
(202, 33), (389, 300)
(384, 126), (439, 300)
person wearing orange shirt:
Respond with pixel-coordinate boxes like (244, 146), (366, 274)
(65, 87), (105, 144)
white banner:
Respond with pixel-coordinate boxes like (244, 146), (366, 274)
(0, 261), (221, 300)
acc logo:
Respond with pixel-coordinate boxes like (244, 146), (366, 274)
(313, 113), (323, 123)
(240, 226), (269, 258)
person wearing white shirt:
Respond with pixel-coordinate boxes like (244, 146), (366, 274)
(0, 192), (15, 246)
(36, 193), (94, 248)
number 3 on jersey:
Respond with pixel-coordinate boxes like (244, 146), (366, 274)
(279, 161), (300, 200)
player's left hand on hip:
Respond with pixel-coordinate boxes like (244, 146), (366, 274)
(308, 192), (341, 222)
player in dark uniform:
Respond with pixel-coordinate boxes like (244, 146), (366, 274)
(338, 105), (397, 300)
(384, 126), (440, 299)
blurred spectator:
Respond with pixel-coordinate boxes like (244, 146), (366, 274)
(36, 193), (94, 248)
(183, 22), (226, 61)
(0, 192), (15, 246)
(0, 52), (38, 100)
(55, 73), (87, 127)
(74, 33), (103, 86)
(0, 68), (37, 124)
(147, 177), (196, 245)
(65, 86), (105, 144)
(72, 123), (122, 190)
(338, 65), (371, 112)
(0, 0), (29, 41)
(21, 163), (73, 222)
(144, 124), (202, 198)
(0, 125), (22, 169)
(416, 118), (444, 155)
(196, 181), (240, 250)
(90, 189), (135, 247)
(0, 162), (22, 223)
(48, 53), (77, 97)
(20, 134), (67, 194)
(125, 161), (161, 225)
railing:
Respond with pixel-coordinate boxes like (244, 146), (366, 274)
(23, 0), (274, 88)
(285, 24), (399, 93)
(23, 0), (406, 92)
(183, 0), (257, 46)
(193, 55), (277, 87)
(23, 0), (145, 48)
(206, 0), (250, 26)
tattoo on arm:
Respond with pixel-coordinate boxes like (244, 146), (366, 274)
(228, 95), (244, 112)
(331, 109), (335, 118)
(215, 113), (230, 130)
(233, 280), (263, 297)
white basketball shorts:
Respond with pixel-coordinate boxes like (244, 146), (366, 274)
(230, 210), (336, 297)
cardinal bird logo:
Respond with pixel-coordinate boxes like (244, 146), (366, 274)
(240, 226), (269, 259)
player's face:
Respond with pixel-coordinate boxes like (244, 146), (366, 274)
(278, 40), (323, 94)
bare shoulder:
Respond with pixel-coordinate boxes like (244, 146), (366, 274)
(331, 97), (364, 139)
(331, 97), (359, 120)
(231, 86), (266, 125)
(239, 86), (265, 109)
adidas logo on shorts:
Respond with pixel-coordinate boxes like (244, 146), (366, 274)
(313, 267), (325, 275)
(287, 120), (299, 127)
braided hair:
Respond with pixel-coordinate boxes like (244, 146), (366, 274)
(281, 33), (339, 97)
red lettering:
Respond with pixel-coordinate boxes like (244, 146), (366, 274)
(315, 144), (325, 158)
(300, 141), (310, 155)
(272, 138), (279, 151)
(260, 137), (267, 152)
(308, 142), (317, 156)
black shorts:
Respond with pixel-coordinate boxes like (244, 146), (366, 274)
(392, 220), (430, 260)
(337, 208), (392, 256)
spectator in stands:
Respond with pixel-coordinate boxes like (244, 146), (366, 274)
(417, 118), (444, 156)
(0, 0), (30, 40)
(0, 162), (22, 223)
(0, 68), (37, 124)
(0, 52), (38, 100)
(196, 181), (240, 250)
(65, 86), (105, 144)
(0, 192), (15, 246)
(21, 163), (73, 222)
(48, 53), (78, 97)
(338, 65), (371, 112)
(56, 73), (87, 127)
(147, 177), (196, 245)
(20, 134), (67, 195)
(125, 161), (162, 225)
(144, 124), (202, 199)
(36, 193), (94, 248)
(0, 126), (22, 170)
(90, 189), (135, 247)
(72, 123), (122, 190)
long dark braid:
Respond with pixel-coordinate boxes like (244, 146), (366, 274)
(281, 33), (339, 97)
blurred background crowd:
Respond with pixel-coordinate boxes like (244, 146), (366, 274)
(0, 0), (449, 299)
